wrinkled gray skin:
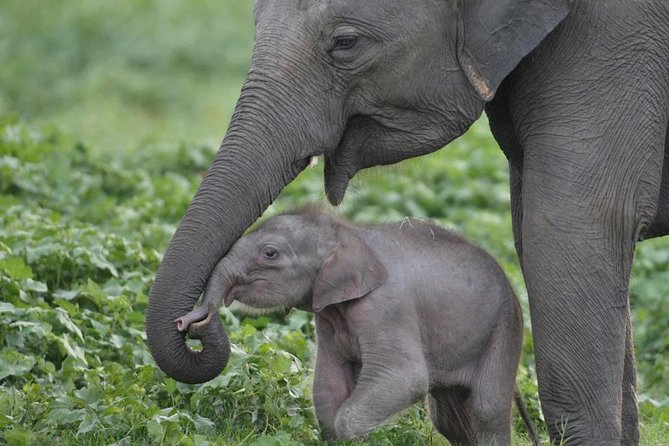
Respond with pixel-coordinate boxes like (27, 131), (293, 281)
(145, 0), (669, 443)
(177, 210), (527, 444)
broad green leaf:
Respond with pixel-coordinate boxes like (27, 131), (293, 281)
(0, 414), (12, 428)
(89, 253), (119, 278)
(75, 386), (102, 406)
(3, 427), (33, 446)
(268, 354), (292, 374)
(193, 435), (211, 446)
(54, 299), (78, 314)
(47, 408), (86, 425)
(21, 279), (48, 293)
(53, 289), (79, 301)
(54, 308), (84, 341)
(0, 257), (32, 280)
(0, 301), (16, 313)
(164, 378), (177, 394)
(56, 334), (87, 365)
(192, 414), (215, 433)
(147, 418), (164, 443)
(0, 350), (35, 380)
(76, 412), (99, 435)
(250, 436), (280, 446)
(81, 279), (105, 309)
(241, 324), (257, 337)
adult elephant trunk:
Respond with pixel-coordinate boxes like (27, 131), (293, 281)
(145, 70), (320, 384)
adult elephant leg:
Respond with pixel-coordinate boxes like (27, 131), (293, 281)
(621, 307), (639, 446)
(508, 162), (524, 259)
(487, 85), (525, 261)
(519, 133), (662, 444)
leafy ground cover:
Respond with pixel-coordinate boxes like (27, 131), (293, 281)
(1, 116), (668, 445)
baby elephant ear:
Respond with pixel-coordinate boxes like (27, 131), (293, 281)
(312, 226), (387, 312)
(456, 0), (570, 100)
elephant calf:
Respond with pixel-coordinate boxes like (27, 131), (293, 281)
(176, 208), (535, 445)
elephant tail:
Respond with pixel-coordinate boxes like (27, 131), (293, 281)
(514, 386), (540, 446)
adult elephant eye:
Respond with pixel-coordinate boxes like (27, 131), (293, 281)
(333, 35), (358, 51)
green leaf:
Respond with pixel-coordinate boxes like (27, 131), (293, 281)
(269, 354), (293, 374)
(241, 324), (257, 337)
(81, 279), (105, 309)
(53, 289), (80, 301)
(164, 378), (177, 394)
(54, 300), (78, 316)
(75, 386), (102, 406)
(0, 350), (35, 380)
(56, 334), (87, 365)
(250, 436), (280, 446)
(192, 415), (215, 433)
(22, 279), (48, 293)
(0, 257), (32, 280)
(47, 408), (86, 425)
(193, 435), (211, 446)
(0, 301), (16, 313)
(54, 308), (84, 341)
(147, 418), (164, 443)
(0, 414), (13, 428)
(89, 253), (119, 278)
(3, 426), (34, 446)
(76, 412), (99, 435)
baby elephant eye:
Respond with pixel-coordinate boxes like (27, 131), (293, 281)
(262, 248), (278, 260)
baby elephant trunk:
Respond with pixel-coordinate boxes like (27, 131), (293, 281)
(176, 257), (239, 334)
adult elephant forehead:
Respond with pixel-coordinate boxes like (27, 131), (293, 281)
(254, 0), (444, 32)
(254, 0), (391, 13)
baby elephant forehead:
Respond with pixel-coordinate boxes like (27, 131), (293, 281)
(259, 215), (307, 232)
(257, 214), (333, 242)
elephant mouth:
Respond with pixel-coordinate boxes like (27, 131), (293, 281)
(176, 278), (276, 333)
(224, 279), (270, 307)
(224, 285), (242, 307)
(230, 300), (288, 316)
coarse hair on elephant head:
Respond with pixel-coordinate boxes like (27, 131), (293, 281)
(145, 0), (569, 384)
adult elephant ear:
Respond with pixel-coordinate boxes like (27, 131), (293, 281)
(456, 0), (570, 101)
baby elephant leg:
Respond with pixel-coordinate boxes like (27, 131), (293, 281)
(430, 321), (520, 445)
(334, 363), (429, 440)
(428, 388), (477, 446)
(429, 383), (513, 446)
(468, 326), (520, 445)
(312, 331), (356, 440)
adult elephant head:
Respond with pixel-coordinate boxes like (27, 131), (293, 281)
(146, 0), (569, 384)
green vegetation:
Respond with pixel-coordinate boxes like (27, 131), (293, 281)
(0, 0), (254, 153)
(1, 0), (667, 444)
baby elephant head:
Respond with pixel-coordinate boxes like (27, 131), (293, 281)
(175, 211), (387, 332)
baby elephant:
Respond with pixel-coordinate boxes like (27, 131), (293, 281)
(177, 209), (536, 445)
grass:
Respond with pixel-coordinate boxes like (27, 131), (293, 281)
(1, 0), (668, 444)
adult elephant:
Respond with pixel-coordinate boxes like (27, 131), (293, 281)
(145, 0), (669, 444)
